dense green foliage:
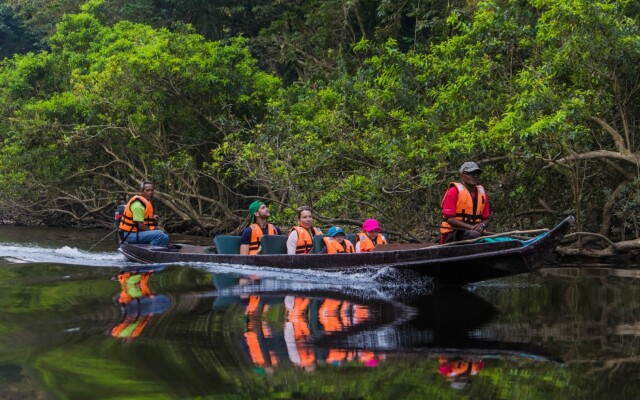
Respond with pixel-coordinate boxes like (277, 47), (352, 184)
(1, 0), (640, 240)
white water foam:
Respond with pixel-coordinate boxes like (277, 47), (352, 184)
(0, 243), (126, 267)
(180, 262), (435, 300)
(0, 242), (435, 298)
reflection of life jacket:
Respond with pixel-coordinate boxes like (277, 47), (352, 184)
(438, 357), (485, 377)
(326, 349), (351, 364)
(245, 295), (262, 315)
(340, 302), (352, 328)
(244, 331), (266, 366)
(243, 297), (276, 367)
(118, 196), (157, 232)
(359, 351), (383, 367)
(287, 297), (310, 325)
(117, 272), (152, 304)
(351, 304), (369, 325)
(111, 314), (152, 338)
(290, 226), (322, 254)
(285, 321), (315, 367)
(323, 237), (355, 254)
(356, 232), (387, 252)
(319, 299), (344, 333)
(284, 296), (314, 367)
(440, 182), (486, 235)
(359, 351), (376, 363)
(248, 223), (278, 255)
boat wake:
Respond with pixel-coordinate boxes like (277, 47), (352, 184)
(0, 243), (126, 267)
(0, 242), (436, 295)
(179, 262), (437, 299)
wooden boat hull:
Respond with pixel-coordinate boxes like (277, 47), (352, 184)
(119, 217), (574, 285)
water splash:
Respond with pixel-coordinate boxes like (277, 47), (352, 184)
(181, 262), (436, 300)
(0, 243), (126, 267)
(0, 242), (436, 298)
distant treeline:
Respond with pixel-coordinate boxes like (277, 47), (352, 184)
(0, 0), (639, 242)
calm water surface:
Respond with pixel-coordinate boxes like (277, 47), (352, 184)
(0, 225), (639, 399)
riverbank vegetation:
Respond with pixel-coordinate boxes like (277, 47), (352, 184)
(0, 0), (639, 255)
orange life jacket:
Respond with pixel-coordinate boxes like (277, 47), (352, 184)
(356, 232), (387, 252)
(440, 182), (486, 235)
(290, 226), (322, 254)
(323, 237), (355, 254)
(248, 223), (278, 255)
(118, 195), (157, 232)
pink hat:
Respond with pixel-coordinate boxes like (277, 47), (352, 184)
(362, 219), (381, 232)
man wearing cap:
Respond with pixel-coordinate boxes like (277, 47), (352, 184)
(439, 162), (491, 244)
(240, 201), (282, 255)
(321, 226), (355, 254)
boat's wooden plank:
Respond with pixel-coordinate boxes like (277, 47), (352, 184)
(372, 243), (438, 252)
(178, 245), (211, 254)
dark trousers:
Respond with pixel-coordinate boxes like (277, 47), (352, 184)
(442, 229), (481, 244)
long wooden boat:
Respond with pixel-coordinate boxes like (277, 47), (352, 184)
(118, 216), (574, 285)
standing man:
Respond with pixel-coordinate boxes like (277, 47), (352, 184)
(240, 201), (282, 255)
(118, 181), (169, 246)
(440, 162), (491, 244)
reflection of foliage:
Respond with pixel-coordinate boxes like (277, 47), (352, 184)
(2, 263), (640, 397)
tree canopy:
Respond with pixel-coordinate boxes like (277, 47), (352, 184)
(0, 0), (640, 246)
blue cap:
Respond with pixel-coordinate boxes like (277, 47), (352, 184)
(327, 226), (345, 237)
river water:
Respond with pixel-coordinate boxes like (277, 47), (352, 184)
(0, 225), (639, 399)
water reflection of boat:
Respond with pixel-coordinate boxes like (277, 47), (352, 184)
(119, 217), (574, 285)
(211, 274), (560, 373)
(110, 265), (171, 341)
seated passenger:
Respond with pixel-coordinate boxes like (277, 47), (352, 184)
(118, 181), (169, 246)
(440, 161), (490, 244)
(240, 201), (282, 255)
(356, 219), (387, 253)
(287, 206), (323, 254)
(322, 226), (355, 254)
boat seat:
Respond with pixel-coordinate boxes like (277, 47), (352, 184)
(213, 235), (241, 254)
(260, 235), (288, 254)
(312, 235), (328, 254)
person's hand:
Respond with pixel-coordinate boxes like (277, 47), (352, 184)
(472, 223), (485, 233)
